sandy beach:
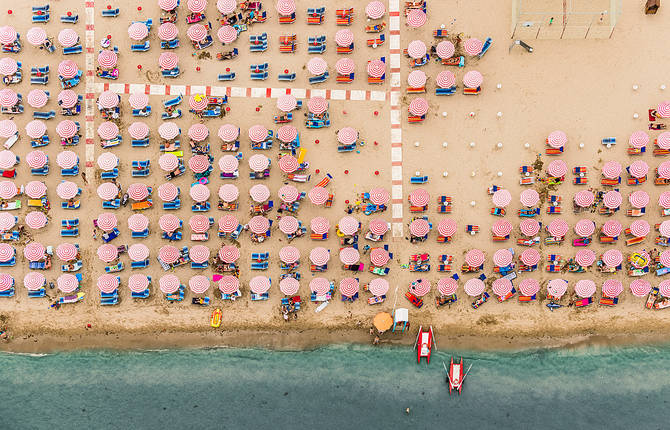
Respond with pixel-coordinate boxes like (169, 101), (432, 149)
(2, 0), (670, 354)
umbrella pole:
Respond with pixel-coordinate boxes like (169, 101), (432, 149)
(430, 325), (437, 351)
(413, 325), (422, 350)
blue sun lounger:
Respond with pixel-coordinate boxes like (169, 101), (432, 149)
(60, 14), (79, 23)
(131, 259), (150, 269)
(132, 106), (151, 117)
(131, 41), (150, 52)
(63, 45), (83, 55)
(0, 288), (15, 297)
(102, 8), (120, 17)
(218, 72), (236, 81)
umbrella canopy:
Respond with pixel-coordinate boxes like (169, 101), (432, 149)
(367, 59), (385, 78)
(628, 161), (649, 178)
(0, 243), (14, 262)
(365, 1), (386, 19)
(0, 181), (15, 199)
(657, 132), (670, 150)
(278, 216), (299, 234)
(128, 93), (149, 110)
(25, 181), (46, 199)
(373, 312), (393, 332)
(27, 90), (48, 108)
(98, 91), (120, 109)
(189, 215), (211, 233)
(96, 213), (118, 232)
(406, 40), (427, 59)
(603, 190), (622, 209)
(158, 22), (179, 41)
(24, 272), (46, 291)
(97, 244), (119, 262)
(630, 279), (651, 297)
(56, 181), (79, 200)
(547, 279), (568, 298)
(309, 247), (330, 265)
(188, 124), (209, 142)
(658, 101), (670, 118)
(547, 219), (569, 237)
(339, 247), (360, 265)
(310, 278), (330, 295)
(128, 274), (150, 293)
(279, 246), (300, 264)
(574, 219), (595, 237)
(188, 0), (207, 12)
(218, 184), (239, 202)
(368, 219), (388, 236)
(0, 120), (15, 139)
(520, 189), (540, 207)
(159, 153), (179, 171)
(436, 41), (455, 59)
(189, 245), (210, 264)
(0, 89), (17, 108)
(276, 95), (297, 113)
(158, 183), (179, 202)
(659, 281), (670, 298)
(0, 273), (11, 291)
(158, 52), (179, 71)
(629, 131), (649, 148)
(336, 58), (355, 74)
(492, 278), (513, 298)
(519, 219), (540, 237)
(159, 274), (180, 294)
(128, 22), (149, 41)
(547, 159), (568, 178)
(248, 216), (270, 234)
(339, 278), (359, 297)
(493, 249), (513, 267)
(310, 217), (329, 234)
(491, 220), (512, 237)
(57, 274), (79, 293)
(97, 274), (119, 293)
(661, 220), (670, 238)
(127, 214), (149, 232)
(406, 9), (426, 27)
(520, 249), (541, 266)
(275, 0), (296, 15)
(25, 211), (47, 229)
(437, 219), (457, 237)
(26, 150), (48, 170)
(26, 27), (47, 46)
(249, 184), (270, 203)
(58, 29), (79, 47)
(601, 161), (622, 179)
(492, 189), (512, 207)
(574, 190), (595, 208)
(56, 151), (78, 169)
(602, 249), (623, 268)
(128, 243), (150, 262)
(370, 248), (390, 267)
(58, 90), (78, 109)
(127, 183), (150, 201)
(307, 57), (327, 75)
(408, 189), (429, 206)
(189, 183), (210, 202)
(279, 278), (300, 296)
(248, 124), (268, 143)
(629, 220), (650, 238)
(369, 188), (390, 205)
(189, 94), (208, 111)
(463, 70), (483, 89)
(408, 97), (428, 116)
(278, 185), (300, 203)
(410, 279), (431, 297)
(435, 71), (456, 89)
(335, 29), (354, 47)
(25, 120), (47, 139)
(218, 215), (239, 233)
(465, 249), (485, 267)
(574, 280), (596, 298)
(218, 124), (239, 142)
(159, 245), (180, 264)
(464, 38), (483, 55)
(189, 275), (210, 294)
(219, 155), (239, 173)
(438, 278), (458, 296)
(128, 122), (150, 140)
(307, 97), (328, 114)
(248, 154), (270, 172)
(218, 275), (240, 294)
(97, 122), (119, 140)
(658, 162), (670, 180)
(188, 155), (211, 173)
(277, 126), (299, 145)
(464, 278), (485, 296)
(575, 249), (596, 267)
(159, 123), (181, 140)
(338, 216), (360, 235)
(278, 154), (299, 173)
(159, 214), (181, 233)
(602, 279), (623, 298)
(547, 130), (567, 148)
(217, 25), (238, 44)
(249, 276), (271, 294)
(218, 246), (240, 263)
(518, 279), (540, 296)
(0, 213), (15, 231)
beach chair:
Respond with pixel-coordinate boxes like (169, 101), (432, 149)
(131, 41), (150, 52)
(477, 37), (492, 58)
(336, 8), (353, 25)
(63, 45), (83, 55)
(218, 72), (236, 81)
(102, 8), (120, 17)
(278, 73), (296, 81)
(61, 14), (79, 23)
(410, 176), (428, 184)
(309, 72), (329, 84)
(464, 87), (482, 95)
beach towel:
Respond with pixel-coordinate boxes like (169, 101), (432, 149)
(315, 173), (333, 187)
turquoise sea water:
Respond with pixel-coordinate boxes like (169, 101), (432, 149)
(0, 344), (668, 429)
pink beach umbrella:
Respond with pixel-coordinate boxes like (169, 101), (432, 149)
(24, 272), (46, 290)
(601, 161), (622, 179)
(658, 162), (670, 180)
(0, 243), (14, 262)
(159, 52), (179, 71)
(339, 247), (360, 265)
(159, 0), (180, 10)
(547, 159), (568, 178)
(339, 278), (359, 297)
(56, 181), (79, 200)
(58, 29), (79, 47)
(601, 220), (622, 238)
(128, 244), (149, 262)
(410, 279), (431, 297)
(336, 58), (355, 75)
(27, 90), (48, 108)
(437, 219), (457, 237)
(307, 57), (327, 75)
(0, 120), (16, 138)
(218, 0), (237, 14)
(218, 246), (240, 264)
(219, 155), (239, 173)
(249, 184), (270, 203)
(189, 275), (210, 294)
(520, 249), (541, 267)
(407, 70), (427, 88)
(97, 275), (119, 294)
(248, 154), (270, 172)
(218, 124), (239, 142)
(0, 89), (18, 107)
(57, 274), (80, 293)
(629, 220), (650, 238)
(408, 97), (428, 116)
(0, 213), (15, 231)
(250, 276), (271, 295)
(25, 181), (46, 199)
(660, 280), (670, 298)
(436, 41), (455, 59)
(189, 184), (210, 202)
(368, 219), (388, 236)
(189, 245), (210, 264)
(56, 120), (78, 139)
(310, 278), (330, 295)
(335, 29), (354, 47)
(218, 276), (240, 294)
(97, 50), (118, 68)
(337, 127), (358, 145)
(659, 192), (670, 209)
(547, 279), (568, 298)
(309, 247), (330, 265)
(159, 215), (181, 233)
(127, 214), (149, 233)
(367, 59), (385, 78)
(159, 122), (180, 140)
(629, 131), (649, 148)
(365, 1), (386, 19)
(629, 190), (650, 208)
(338, 216), (360, 235)
(464, 38), (483, 55)
(406, 40), (426, 59)
(158, 183), (179, 202)
(657, 101), (670, 118)
(602, 279), (623, 298)
(97, 152), (118, 171)
(493, 249), (513, 267)
(275, 0), (296, 15)
(218, 184), (239, 202)
(310, 217), (329, 234)
(158, 23), (179, 41)
(518, 279), (540, 297)
(573, 190), (595, 208)
(547, 219), (569, 237)
(602, 249), (623, 268)
(188, 155), (211, 174)
(159, 245), (181, 264)
(56, 151), (78, 169)
(98, 91), (120, 109)
(657, 132), (670, 150)
(0, 274), (14, 291)
(128, 23), (149, 41)
(128, 274), (150, 293)
(58, 90), (79, 109)
(0, 58), (17, 76)
(660, 220), (670, 238)
(26, 27), (47, 46)
(279, 246), (300, 264)
(96, 213), (118, 231)
(574, 219), (595, 237)
(97, 244), (119, 263)
(492, 278), (512, 298)
(248, 216), (270, 234)
(438, 278), (458, 296)
(307, 96), (329, 114)
(602, 190), (622, 209)
(464, 278), (485, 297)
(628, 161), (649, 178)
(0, 151), (15, 170)
(575, 249), (596, 267)
(280, 278), (300, 296)
(465, 249), (485, 267)
(369, 248), (390, 267)
(25, 120), (47, 139)
(492, 220), (512, 237)
(520, 189), (540, 207)
(436, 71), (456, 89)
(25, 211), (47, 229)
(463, 71), (483, 89)
(547, 130), (567, 148)
(188, 0), (207, 12)
(369, 188), (389, 205)
(189, 94), (208, 111)
(248, 124), (268, 143)
(409, 219), (430, 237)
(278, 216), (299, 235)
(630, 279), (651, 297)
(129, 122), (150, 140)
(159, 275), (180, 294)
(0, 27), (16, 45)
(278, 154), (299, 173)
(574, 280), (596, 298)
(492, 189), (512, 207)
(97, 122), (119, 140)
(406, 9), (426, 27)
(128, 93), (149, 110)
(127, 183), (150, 201)
(276, 95), (297, 113)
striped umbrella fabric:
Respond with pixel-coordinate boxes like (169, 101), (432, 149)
(574, 219), (595, 237)
(492, 189), (511, 207)
(492, 249), (513, 267)
(25, 211), (47, 229)
(437, 219), (457, 237)
(661, 220), (670, 238)
(56, 151), (78, 169)
(339, 247), (360, 265)
(218, 124), (239, 142)
(602, 190), (622, 209)
(97, 244), (119, 263)
(437, 278), (458, 296)
(574, 190), (595, 207)
(520, 249), (540, 266)
(58, 29), (79, 47)
(276, 95), (297, 113)
(189, 94), (208, 111)
(309, 247), (330, 265)
(158, 23), (179, 41)
(310, 217), (329, 234)
(463, 38), (483, 55)
(464, 278), (485, 297)
(465, 249), (485, 267)
(219, 155), (239, 173)
(462, 70), (483, 88)
(307, 57), (327, 75)
(629, 131), (649, 148)
(409, 218), (430, 238)
(248, 154), (270, 172)
(658, 162), (670, 180)
(128, 243), (150, 262)
(547, 219), (569, 237)
(0, 89), (17, 108)
(519, 219), (540, 237)
(307, 96), (329, 115)
(58, 90), (78, 109)
(97, 274), (119, 293)
(128, 93), (149, 110)
(337, 127), (358, 145)
(0, 243), (14, 262)
(435, 71), (455, 89)
(249, 184), (270, 203)
(338, 216), (359, 235)
(369, 248), (390, 266)
(575, 249), (596, 267)
(159, 275), (180, 294)
(279, 278), (300, 296)
(367, 59), (385, 78)
(369, 188), (389, 205)
(127, 183), (150, 201)
(602, 279), (623, 298)
(628, 160), (649, 178)
(0, 181), (16, 199)
(406, 9), (427, 27)
(218, 184), (239, 202)
(547, 279), (568, 298)
(98, 91), (120, 109)
(492, 278), (512, 298)
(657, 132), (670, 150)
(25, 120), (47, 139)
(189, 215), (211, 233)
(0, 213), (15, 231)
(129, 122), (150, 140)
(435, 41), (455, 59)
(601, 161), (622, 179)
(335, 29), (354, 47)
(368, 278), (389, 296)
(26, 27), (47, 46)
(159, 246), (180, 264)
(248, 124), (268, 143)
(96, 213), (118, 231)
(189, 245), (210, 264)
(57, 120), (79, 139)
(218, 215), (239, 233)
(0, 151), (14, 170)
(158, 183), (179, 202)
(519, 189), (539, 207)
(249, 276), (271, 294)
(409, 189), (429, 206)
(408, 97), (428, 116)
(188, 0), (207, 12)
(492, 220), (512, 237)
(368, 219), (388, 236)
(159, 52), (179, 71)
(278, 154), (299, 173)
(98, 122), (119, 140)
(547, 159), (568, 177)
(276, 0), (296, 15)
(547, 130), (567, 148)
(406, 40), (427, 59)
(159, 153), (179, 171)
(0, 273), (13, 291)
(574, 280), (596, 298)
(658, 101), (670, 118)
(279, 246), (300, 264)
(128, 23), (149, 41)
(188, 155), (211, 174)
(339, 278), (359, 297)
(278, 185), (300, 203)
(410, 279), (431, 297)
(218, 245), (240, 263)
(27, 90), (48, 108)
(630, 279), (651, 297)
(189, 275), (210, 294)
(128, 274), (150, 293)
(248, 216), (270, 234)
(629, 220), (650, 238)
(310, 278), (330, 295)
(218, 276), (240, 294)
(601, 220), (622, 237)
(25, 181), (47, 198)
(336, 58), (355, 75)
(519, 279), (540, 296)
(218, 0), (237, 14)
(0, 120), (16, 139)
(57, 274), (79, 293)
(188, 124), (209, 142)
(407, 70), (427, 88)
(365, 1), (386, 19)
(189, 183), (210, 202)
(278, 216), (299, 234)
(127, 214), (149, 232)
(601, 249), (623, 268)
(661, 250), (670, 268)
(308, 186), (329, 205)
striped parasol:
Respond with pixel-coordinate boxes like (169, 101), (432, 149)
(547, 279), (568, 298)
(188, 155), (211, 173)
(25, 120), (47, 139)
(159, 275), (180, 294)
(0, 151), (15, 170)
(435, 41), (455, 59)
(24, 272), (46, 291)
(58, 90), (78, 109)
(249, 184), (270, 203)
(0, 243), (14, 262)
(218, 124), (239, 142)
(249, 276), (271, 295)
(159, 214), (181, 233)
(309, 247), (330, 265)
(602, 279), (623, 298)
(573, 190), (595, 207)
(96, 213), (118, 231)
(336, 58), (355, 75)
(629, 190), (649, 208)
(629, 220), (650, 238)
(98, 91), (120, 109)
(492, 278), (512, 298)
(337, 127), (358, 145)
(365, 1), (385, 19)
(189, 215), (211, 233)
(189, 183), (210, 202)
(492, 220), (512, 237)
(0, 213), (15, 231)
(307, 96), (329, 114)
(367, 278), (389, 297)
(276, 95), (297, 113)
(0, 27), (16, 45)
(406, 9), (427, 27)
(128, 274), (150, 293)
(278, 216), (299, 234)
(463, 38), (483, 55)
(188, 0), (207, 12)
(339, 278), (359, 297)
(158, 183), (179, 201)
(410, 279), (431, 297)
(0, 58), (16, 76)
(335, 29), (354, 47)
(278, 154), (299, 173)
(97, 274), (119, 294)
(25, 211), (47, 229)
(661, 220), (670, 238)
(189, 275), (210, 294)
(218, 0), (237, 14)
(248, 216), (270, 234)
(338, 216), (359, 235)
(26, 27), (47, 46)
(574, 219), (595, 237)
(547, 130), (567, 148)
(575, 249), (596, 267)
(661, 250), (670, 268)
(127, 214), (149, 232)
(57, 274), (79, 293)
(158, 23), (179, 41)
(658, 161), (670, 179)
(276, 0), (296, 15)
(520, 249), (541, 266)
(97, 121), (119, 140)
(159, 153), (179, 171)
(438, 278), (458, 296)
(0, 273), (12, 291)
(463, 70), (483, 88)
(368, 219), (388, 236)
(465, 249), (485, 267)
(27, 90), (48, 108)
(492, 189), (512, 207)
(127, 183), (149, 201)
(307, 57), (328, 75)
(58, 28), (79, 47)
(218, 184), (239, 202)
(406, 40), (427, 59)
(218, 245), (240, 263)
(602, 190), (622, 209)
(0, 120), (16, 137)
(519, 189), (539, 207)
(219, 155), (239, 173)
(189, 94), (208, 111)
(629, 131), (649, 148)
(408, 97), (428, 116)
(464, 278), (485, 297)
(97, 50), (118, 68)
(56, 181), (79, 199)
(369, 188), (389, 205)
(547, 219), (568, 237)
(188, 124), (209, 142)
(159, 245), (180, 264)
(660, 280), (670, 298)
(657, 132), (670, 150)
(366, 59), (385, 78)
(128, 93), (149, 110)
(493, 249), (513, 267)
(574, 280), (596, 298)
(217, 276), (239, 294)
(435, 70), (456, 89)
(0, 89), (17, 107)
(310, 277), (330, 295)
(25, 181), (46, 199)
(159, 122), (181, 140)
(601, 220), (622, 238)
(97, 244), (118, 262)
(128, 22), (149, 41)
(189, 245), (210, 264)
(601, 161), (622, 179)
(659, 192), (670, 209)
(279, 245), (300, 264)
(128, 243), (150, 262)
(339, 247), (360, 265)
(279, 278), (300, 296)
(518, 279), (540, 296)
(158, 52), (179, 71)
(602, 249), (623, 268)
(56, 151), (78, 169)
(369, 248), (390, 266)
(437, 218), (457, 237)
(407, 70), (427, 88)
(409, 219), (430, 237)
(248, 124), (268, 143)
(658, 101), (670, 118)
(628, 160), (649, 178)
(630, 279), (651, 297)
(218, 215), (239, 233)
(547, 159), (567, 177)
(308, 187), (329, 205)
(310, 217), (329, 234)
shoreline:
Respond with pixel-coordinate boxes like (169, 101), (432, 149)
(2, 325), (670, 354)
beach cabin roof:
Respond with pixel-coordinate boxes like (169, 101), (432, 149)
(394, 308), (409, 323)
